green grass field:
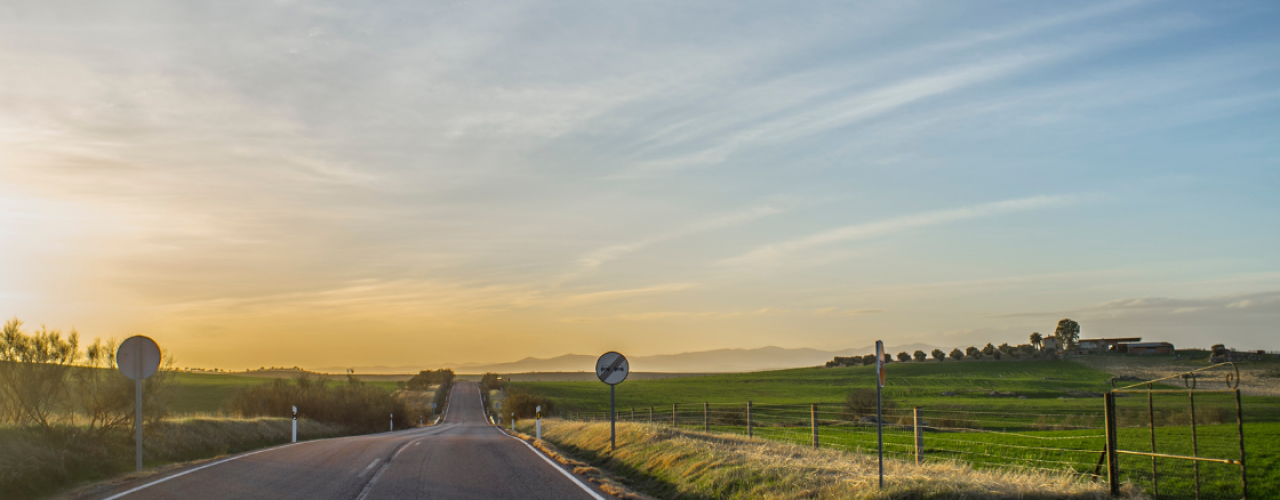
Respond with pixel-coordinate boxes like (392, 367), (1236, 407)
(516, 359), (1278, 499)
(168, 372), (400, 414)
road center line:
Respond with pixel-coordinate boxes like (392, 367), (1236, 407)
(358, 458), (380, 478)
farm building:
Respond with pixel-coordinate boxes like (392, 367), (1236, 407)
(1120, 341), (1175, 355)
(1041, 336), (1058, 351)
(1077, 337), (1142, 353)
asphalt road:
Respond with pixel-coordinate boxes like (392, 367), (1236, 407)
(96, 381), (608, 500)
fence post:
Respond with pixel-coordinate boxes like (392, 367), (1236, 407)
(913, 406), (923, 465)
(1235, 388), (1248, 499)
(811, 404), (818, 449)
(1189, 389), (1201, 499)
(704, 402), (709, 432)
(1104, 392), (1120, 496)
(748, 401), (753, 438)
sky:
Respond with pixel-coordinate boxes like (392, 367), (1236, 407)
(2, 0), (1278, 371)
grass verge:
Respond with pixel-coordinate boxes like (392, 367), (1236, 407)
(517, 419), (1142, 499)
(1, 417), (352, 499)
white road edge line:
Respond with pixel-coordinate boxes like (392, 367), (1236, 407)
(101, 444), (290, 500)
(481, 381), (606, 500)
(504, 434), (608, 500)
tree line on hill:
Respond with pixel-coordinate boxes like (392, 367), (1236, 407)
(826, 319), (1082, 368)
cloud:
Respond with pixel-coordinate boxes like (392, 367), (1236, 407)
(721, 195), (1078, 266)
(560, 306), (788, 323)
(814, 308), (885, 317)
(559, 283), (697, 306)
(578, 204), (786, 269)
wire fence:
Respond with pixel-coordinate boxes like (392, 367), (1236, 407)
(563, 388), (1256, 500)
(567, 402), (1110, 479)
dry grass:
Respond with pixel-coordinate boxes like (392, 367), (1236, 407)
(1, 417), (351, 499)
(520, 420), (1142, 500)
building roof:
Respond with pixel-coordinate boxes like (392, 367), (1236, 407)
(1122, 342), (1174, 348)
(1079, 337), (1142, 342)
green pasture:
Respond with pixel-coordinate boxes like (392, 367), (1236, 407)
(168, 372), (399, 414)
(520, 359), (1278, 499)
(517, 360), (1118, 412)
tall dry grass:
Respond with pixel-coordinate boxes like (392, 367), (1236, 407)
(519, 420), (1143, 500)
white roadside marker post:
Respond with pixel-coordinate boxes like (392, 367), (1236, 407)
(292, 405), (297, 443)
(511, 413), (515, 431)
(536, 405), (542, 440)
(390, 413), (394, 432)
(116, 336), (162, 472)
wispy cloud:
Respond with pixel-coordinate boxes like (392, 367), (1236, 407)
(560, 306), (787, 323)
(578, 204), (786, 269)
(558, 283), (697, 306)
(721, 195), (1079, 266)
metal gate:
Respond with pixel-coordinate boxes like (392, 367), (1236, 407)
(1102, 363), (1247, 499)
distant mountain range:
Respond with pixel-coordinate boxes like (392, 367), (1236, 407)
(317, 343), (945, 374)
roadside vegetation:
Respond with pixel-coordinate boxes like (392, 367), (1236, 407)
(516, 419), (1138, 499)
(0, 317), (454, 498)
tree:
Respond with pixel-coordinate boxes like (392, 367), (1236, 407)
(913, 350), (927, 362)
(1055, 319), (1081, 351)
(932, 348), (946, 361)
(861, 354), (877, 365)
(949, 348), (964, 361)
(1030, 332), (1043, 351)
(965, 346), (980, 358)
(991, 349), (1002, 360)
(882, 353), (893, 364)
(480, 372), (503, 391)
(982, 343), (996, 356)
(998, 343), (1014, 357)
(0, 318), (80, 428)
(897, 351), (911, 362)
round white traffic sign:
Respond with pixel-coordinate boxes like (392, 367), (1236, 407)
(116, 336), (161, 380)
(595, 351), (629, 385)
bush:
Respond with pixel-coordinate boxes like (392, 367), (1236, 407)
(839, 388), (893, 421)
(225, 373), (407, 431)
(503, 388), (555, 419)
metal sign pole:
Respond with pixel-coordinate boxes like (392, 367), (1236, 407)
(135, 376), (143, 471)
(610, 384), (616, 450)
(117, 336), (160, 473)
(595, 351), (628, 451)
(876, 340), (884, 490)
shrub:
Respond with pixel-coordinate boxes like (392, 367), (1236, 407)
(840, 388), (894, 421)
(226, 373), (407, 431)
(931, 349), (945, 361)
(503, 388), (555, 419)
(949, 348), (963, 361)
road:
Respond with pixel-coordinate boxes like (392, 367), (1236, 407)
(96, 381), (608, 500)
